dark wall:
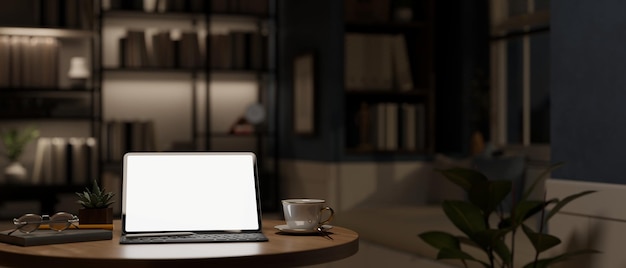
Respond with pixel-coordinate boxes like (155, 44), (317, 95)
(276, 0), (344, 161)
(0, 0), (39, 26)
(277, 1), (490, 161)
(434, 0), (489, 155)
(551, 0), (626, 184)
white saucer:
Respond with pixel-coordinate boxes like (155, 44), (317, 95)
(274, 224), (333, 234)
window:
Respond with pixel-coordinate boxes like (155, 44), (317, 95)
(489, 0), (550, 159)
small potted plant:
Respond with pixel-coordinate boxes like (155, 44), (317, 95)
(76, 180), (115, 224)
(1, 126), (39, 183)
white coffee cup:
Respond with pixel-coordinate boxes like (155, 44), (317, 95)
(281, 199), (335, 230)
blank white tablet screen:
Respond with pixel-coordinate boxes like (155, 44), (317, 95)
(123, 153), (260, 232)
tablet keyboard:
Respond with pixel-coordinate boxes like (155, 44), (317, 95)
(120, 232), (269, 244)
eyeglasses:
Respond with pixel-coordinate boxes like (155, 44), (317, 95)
(8, 212), (79, 235)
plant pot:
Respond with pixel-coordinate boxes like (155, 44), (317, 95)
(4, 162), (28, 184)
(78, 207), (113, 224)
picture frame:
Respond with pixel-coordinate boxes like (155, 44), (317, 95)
(293, 52), (316, 135)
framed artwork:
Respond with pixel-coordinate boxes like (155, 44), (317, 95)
(293, 52), (316, 135)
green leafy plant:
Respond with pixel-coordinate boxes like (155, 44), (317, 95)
(76, 180), (115, 209)
(419, 163), (599, 268)
(0, 126), (39, 162)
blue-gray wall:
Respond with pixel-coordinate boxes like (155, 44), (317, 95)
(552, 0), (626, 184)
(277, 0), (344, 161)
(276, 1), (489, 162)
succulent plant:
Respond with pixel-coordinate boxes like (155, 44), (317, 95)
(76, 180), (115, 209)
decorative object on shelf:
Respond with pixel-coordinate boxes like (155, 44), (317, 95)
(229, 116), (254, 135)
(68, 57), (90, 89)
(1, 126), (39, 184)
(76, 180), (115, 224)
(419, 163), (599, 268)
(245, 103), (266, 125)
(293, 52), (316, 135)
(392, 0), (413, 22)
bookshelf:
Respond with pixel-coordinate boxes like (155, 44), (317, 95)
(99, 0), (278, 211)
(0, 0), (101, 213)
(343, 0), (435, 155)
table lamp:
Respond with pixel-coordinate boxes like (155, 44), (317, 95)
(68, 57), (90, 89)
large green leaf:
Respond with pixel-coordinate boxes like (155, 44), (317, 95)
(473, 229), (512, 264)
(492, 238), (512, 266)
(522, 224), (561, 253)
(419, 231), (460, 250)
(511, 200), (546, 226)
(546, 190), (596, 220)
(437, 168), (488, 192)
(457, 236), (481, 249)
(468, 180), (512, 215)
(522, 249), (601, 268)
(442, 201), (486, 238)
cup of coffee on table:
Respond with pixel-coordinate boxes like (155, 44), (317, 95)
(281, 199), (334, 230)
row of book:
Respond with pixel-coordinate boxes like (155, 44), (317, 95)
(0, 96), (90, 118)
(121, 30), (202, 69)
(120, 30), (267, 70)
(32, 137), (97, 186)
(37, 0), (95, 29)
(344, 33), (413, 91)
(344, 0), (387, 23)
(109, 0), (205, 13)
(347, 102), (426, 151)
(0, 36), (59, 88)
(108, 0), (268, 15)
(211, 0), (269, 15)
(103, 120), (157, 162)
(209, 32), (267, 70)
(345, 0), (410, 23)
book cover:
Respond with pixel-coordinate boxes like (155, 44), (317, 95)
(0, 36), (9, 87)
(384, 102), (398, 150)
(51, 137), (67, 185)
(0, 229), (112, 247)
(392, 34), (414, 91)
(68, 137), (87, 186)
(344, 33), (364, 89)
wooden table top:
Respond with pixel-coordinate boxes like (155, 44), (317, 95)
(0, 219), (359, 268)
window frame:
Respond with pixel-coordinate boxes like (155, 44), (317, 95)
(488, 0), (551, 161)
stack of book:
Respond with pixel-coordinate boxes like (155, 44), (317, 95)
(348, 102), (426, 152)
(210, 0), (269, 15)
(208, 32), (267, 70)
(0, 229), (112, 247)
(344, 33), (413, 91)
(32, 137), (98, 186)
(0, 36), (59, 88)
(150, 31), (176, 68)
(40, 0), (94, 29)
(119, 30), (149, 68)
(103, 120), (156, 163)
(178, 31), (203, 69)
(111, 0), (206, 13)
(120, 30), (204, 69)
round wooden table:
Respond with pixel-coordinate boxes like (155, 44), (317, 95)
(0, 219), (359, 268)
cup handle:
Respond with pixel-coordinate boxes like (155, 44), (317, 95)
(319, 206), (335, 225)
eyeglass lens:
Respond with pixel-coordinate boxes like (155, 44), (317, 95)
(49, 212), (75, 231)
(14, 214), (41, 233)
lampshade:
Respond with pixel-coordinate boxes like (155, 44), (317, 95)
(68, 57), (90, 79)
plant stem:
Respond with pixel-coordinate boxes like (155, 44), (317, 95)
(533, 192), (549, 268)
(510, 228), (516, 268)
